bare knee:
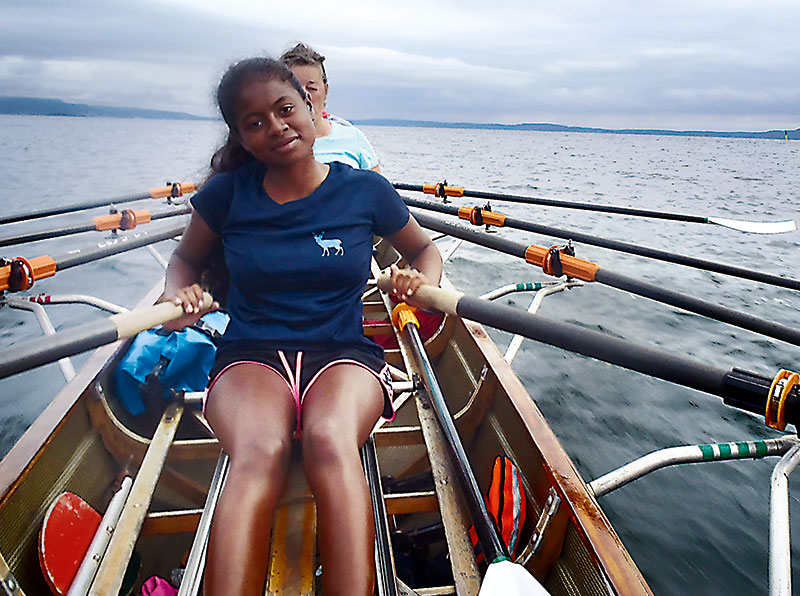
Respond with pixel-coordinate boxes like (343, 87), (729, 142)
(229, 434), (292, 480)
(302, 418), (357, 476)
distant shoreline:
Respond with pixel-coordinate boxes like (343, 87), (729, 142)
(352, 119), (800, 141)
(2, 96), (797, 140)
(0, 96), (217, 122)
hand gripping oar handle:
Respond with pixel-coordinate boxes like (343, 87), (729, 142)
(377, 276), (800, 429)
(0, 293), (213, 380)
(392, 303), (551, 595)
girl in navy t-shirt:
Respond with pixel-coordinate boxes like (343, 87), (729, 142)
(163, 57), (442, 596)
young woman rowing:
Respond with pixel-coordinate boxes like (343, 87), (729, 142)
(163, 57), (441, 595)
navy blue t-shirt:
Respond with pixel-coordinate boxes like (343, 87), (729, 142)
(191, 160), (410, 358)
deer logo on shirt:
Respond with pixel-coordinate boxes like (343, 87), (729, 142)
(313, 232), (344, 256)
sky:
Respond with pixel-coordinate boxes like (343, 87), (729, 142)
(1, 0), (798, 131)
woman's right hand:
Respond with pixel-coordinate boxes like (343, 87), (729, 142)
(161, 283), (218, 331)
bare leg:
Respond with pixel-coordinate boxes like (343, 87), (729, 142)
(301, 364), (385, 596)
(203, 364), (296, 596)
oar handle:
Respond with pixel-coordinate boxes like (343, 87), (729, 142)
(376, 274), (461, 315)
(110, 293), (213, 338)
(0, 292), (214, 380)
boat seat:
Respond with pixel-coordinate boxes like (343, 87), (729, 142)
(265, 445), (317, 596)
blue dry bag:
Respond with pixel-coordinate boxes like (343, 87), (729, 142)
(115, 311), (229, 416)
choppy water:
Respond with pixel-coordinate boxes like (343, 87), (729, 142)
(1, 115), (799, 595)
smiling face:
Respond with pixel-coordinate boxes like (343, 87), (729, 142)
(289, 63), (329, 122)
(231, 77), (316, 167)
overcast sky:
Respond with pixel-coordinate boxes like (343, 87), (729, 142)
(1, 0), (798, 131)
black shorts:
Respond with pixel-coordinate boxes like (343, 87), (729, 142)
(205, 342), (395, 436)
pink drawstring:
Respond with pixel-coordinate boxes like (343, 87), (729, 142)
(278, 350), (304, 436)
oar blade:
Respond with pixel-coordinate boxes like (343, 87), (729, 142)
(479, 560), (551, 596)
(707, 216), (796, 234)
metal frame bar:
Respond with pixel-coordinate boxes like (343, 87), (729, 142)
(177, 452), (230, 596)
(27, 294), (127, 314)
(590, 436), (798, 498)
(3, 296), (76, 381)
(770, 443), (800, 596)
(588, 435), (800, 596)
(499, 281), (583, 363)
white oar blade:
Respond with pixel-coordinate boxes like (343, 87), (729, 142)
(708, 216), (797, 234)
(478, 560), (551, 596)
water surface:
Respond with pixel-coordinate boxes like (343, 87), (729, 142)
(1, 115), (799, 595)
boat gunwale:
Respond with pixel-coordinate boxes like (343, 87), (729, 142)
(459, 316), (653, 595)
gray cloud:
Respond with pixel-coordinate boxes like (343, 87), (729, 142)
(1, 0), (798, 130)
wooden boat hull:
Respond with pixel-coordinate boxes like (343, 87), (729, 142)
(0, 246), (652, 595)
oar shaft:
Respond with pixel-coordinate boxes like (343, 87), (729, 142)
(0, 206), (191, 249)
(403, 321), (509, 563)
(410, 213), (800, 347)
(0, 182), (195, 226)
(55, 221), (186, 271)
(406, 198), (800, 291)
(458, 293), (727, 394)
(389, 281), (799, 425)
(463, 188), (707, 223)
(394, 182), (709, 223)
(0, 318), (118, 379)
(595, 269), (800, 346)
(0, 221), (186, 293)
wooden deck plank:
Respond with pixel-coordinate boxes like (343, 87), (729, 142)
(265, 454), (316, 596)
(141, 509), (202, 535)
(385, 491), (438, 515)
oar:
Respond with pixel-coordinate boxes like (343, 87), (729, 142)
(0, 205), (191, 249)
(1, 220), (187, 293)
(0, 292), (213, 380)
(408, 212), (800, 347)
(404, 196), (800, 292)
(390, 302), (551, 595)
(0, 182), (196, 226)
(378, 279), (800, 432)
(394, 182), (797, 234)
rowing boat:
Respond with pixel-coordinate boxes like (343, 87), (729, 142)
(0, 202), (653, 594)
(0, 178), (798, 596)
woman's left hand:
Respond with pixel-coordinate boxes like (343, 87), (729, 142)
(390, 264), (429, 303)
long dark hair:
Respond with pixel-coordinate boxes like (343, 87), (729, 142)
(203, 58), (307, 304)
(209, 57), (307, 174)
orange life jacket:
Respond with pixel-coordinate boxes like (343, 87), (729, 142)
(469, 454), (527, 563)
